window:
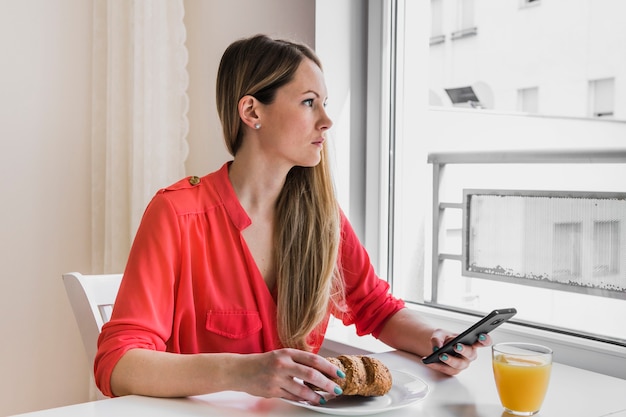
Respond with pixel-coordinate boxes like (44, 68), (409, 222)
(383, 0), (626, 351)
(430, 0), (445, 45)
(552, 222), (582, 280)
(517, 87), (539, 114)
(451, 0), (477, 40)
(589, 78), (615, 118)
(594, 221), (620, 278)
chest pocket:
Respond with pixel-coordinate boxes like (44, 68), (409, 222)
(205, 310), (263, 339)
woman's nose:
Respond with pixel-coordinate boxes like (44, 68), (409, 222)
(319, 108), (333, 131)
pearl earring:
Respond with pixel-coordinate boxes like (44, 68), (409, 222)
(254, 123), (261, 129)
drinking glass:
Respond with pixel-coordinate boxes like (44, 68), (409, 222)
(492, 342), (552, 416)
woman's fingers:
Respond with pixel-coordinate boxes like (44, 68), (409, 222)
(426, 330), (492, 376)
(237, 349), (343, 404)
(475, 332), (493, 347)
(285, 350), (345, 397)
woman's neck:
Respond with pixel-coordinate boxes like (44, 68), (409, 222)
(228, 155), (288, 216)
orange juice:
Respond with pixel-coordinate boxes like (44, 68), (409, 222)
(492, 343), (552, 415)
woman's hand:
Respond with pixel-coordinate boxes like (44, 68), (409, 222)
(235, 348), (345, 404)
(376, 308), (492, 376)
(424, 329), (492, 376)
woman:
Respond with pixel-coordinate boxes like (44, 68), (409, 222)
(94, 34), (489, 404)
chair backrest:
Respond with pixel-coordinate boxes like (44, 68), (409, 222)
(62, 272), (123, 370)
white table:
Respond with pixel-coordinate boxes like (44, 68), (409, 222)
(11, 348), (626, 417)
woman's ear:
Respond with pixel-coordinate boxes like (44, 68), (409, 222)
(238, 95), (261, 130)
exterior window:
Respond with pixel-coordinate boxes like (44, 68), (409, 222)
(594, 221), (620, 278)
(451, 0), (477, 39)
(552, 222), (582, 280)
(517, 87), (539, 113)
(430, 0), (445, 45)
(458, 0), (474, 29)
(589, 78), (615, 118)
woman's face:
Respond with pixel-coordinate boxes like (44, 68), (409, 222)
(257, 58), (333, 168)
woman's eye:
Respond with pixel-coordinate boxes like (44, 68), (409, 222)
(303, 98), (314, 107)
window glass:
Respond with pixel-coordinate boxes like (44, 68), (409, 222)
(390, 0), (626, 345)
(430, 0), (443, 38)
(594, 221), (620, 277)
(590, 78), (615, 118)
(517, 87), (538, 113)
(457, 0), (475, 31)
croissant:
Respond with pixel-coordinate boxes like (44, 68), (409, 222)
(324, 355), (393, 397)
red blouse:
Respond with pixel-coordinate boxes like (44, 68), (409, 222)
(94, 162), (404, 397)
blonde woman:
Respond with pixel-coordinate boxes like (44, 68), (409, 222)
(95, 34), (489, 404)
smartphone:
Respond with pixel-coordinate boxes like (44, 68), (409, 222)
(422, 308), (517, 364)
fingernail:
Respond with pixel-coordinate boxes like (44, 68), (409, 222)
(334, 386), (343, 395)
(433, 346), (439, 352)
(440, 354), (449, 361)
(478, 334), (487, 341)
(337, 369), (346, 378)
(319, 397), (327, 405)
(456, 343), (463, 352)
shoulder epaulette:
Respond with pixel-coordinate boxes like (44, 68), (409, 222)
(160, 176), (202, 193)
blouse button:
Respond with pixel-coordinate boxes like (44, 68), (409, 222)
(189, 176), (200, 186)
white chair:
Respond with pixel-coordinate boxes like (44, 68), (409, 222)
(62, 271), (123, 398)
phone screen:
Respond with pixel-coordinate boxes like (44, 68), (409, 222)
(422, 308), (517, 364)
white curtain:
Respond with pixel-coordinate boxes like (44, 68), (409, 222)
(92, 0), (189, 273)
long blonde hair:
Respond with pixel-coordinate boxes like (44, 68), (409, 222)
(216, 35), (344, 350)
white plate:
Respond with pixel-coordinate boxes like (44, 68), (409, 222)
(281, 369), (429, 416)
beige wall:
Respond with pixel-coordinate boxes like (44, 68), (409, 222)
(0, 0), (315, 415)
(0, 0), (93, 415)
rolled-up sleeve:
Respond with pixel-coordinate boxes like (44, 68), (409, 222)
(94, 192), (181, 397)
(335, 214), (405, 338)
